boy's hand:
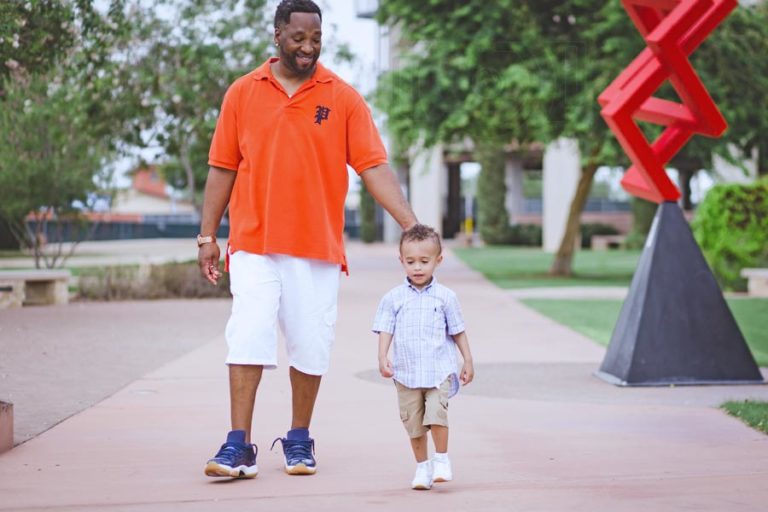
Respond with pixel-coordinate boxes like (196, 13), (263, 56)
(460, 360), (474, 385)
(379, 357), (394, 378)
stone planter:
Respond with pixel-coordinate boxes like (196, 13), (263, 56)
(0, 401), (12, 454)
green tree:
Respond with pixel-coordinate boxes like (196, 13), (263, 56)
(374, 1), (628, 260)
(375, 1), (549, 243)
(132, 0), (270, 210)
(0, 70), (110, 267)
(0, 0), (76, 91)
(0, 0), (142, 264)
(374, 1), (768, 276)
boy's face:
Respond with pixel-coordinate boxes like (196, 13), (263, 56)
(399, 238), (443, 289)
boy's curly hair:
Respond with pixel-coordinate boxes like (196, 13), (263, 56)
(399, 224), (442, 254)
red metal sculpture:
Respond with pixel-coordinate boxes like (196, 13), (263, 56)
(598, 0), (737, 203)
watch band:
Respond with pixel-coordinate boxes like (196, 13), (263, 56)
(197, 234), (216, 247)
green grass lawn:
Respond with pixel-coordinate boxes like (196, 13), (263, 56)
(453, 246), (641, 288)
(456, 245), (767, 434)
(521, 298), (768, 367)
(722, 400), (768, 435)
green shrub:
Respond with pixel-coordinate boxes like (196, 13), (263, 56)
(509, 224), (542, 246)
(78, 261), (231, 300)
(580, 223), (619, 249)
(477, 146), (511, 245)
(625, 198), (658, 249)
(693, 179), (768, 291)
(475, 223), (542, 246)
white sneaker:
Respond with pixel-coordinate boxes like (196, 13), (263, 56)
(432, 454), (452, 482)
(411, 461), (433, 490)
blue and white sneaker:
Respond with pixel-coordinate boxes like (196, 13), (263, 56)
(271, 429), (316, 475)
(204, 430), (258, 478)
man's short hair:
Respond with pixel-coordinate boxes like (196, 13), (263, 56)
(274, 0), (322, 28)
(400, 224), (442, 254)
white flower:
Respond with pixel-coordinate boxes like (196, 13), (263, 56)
(171, 94), (182, 104)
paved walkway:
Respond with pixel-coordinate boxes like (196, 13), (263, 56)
(0, 239), (201, 269)
(1, 241), (767, 511)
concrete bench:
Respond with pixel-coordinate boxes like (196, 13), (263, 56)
(591, 234), (627, 251)
(0, 270), (71, 308)
(0, 401), (12, 454)
(740, 268), (768, 297)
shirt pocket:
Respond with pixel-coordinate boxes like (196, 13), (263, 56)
(428, 302), (447, 339)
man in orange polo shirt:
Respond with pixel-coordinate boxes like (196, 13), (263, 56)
(198, 0), (417, 479)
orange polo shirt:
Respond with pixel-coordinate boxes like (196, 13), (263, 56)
(208, 58), (388, 272)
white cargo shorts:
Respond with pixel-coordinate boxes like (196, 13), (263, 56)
(225, 251), (341, 375)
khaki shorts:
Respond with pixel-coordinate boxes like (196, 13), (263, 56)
(395, 378), (452, 438)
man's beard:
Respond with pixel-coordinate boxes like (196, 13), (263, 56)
(281, 47), (318, 78)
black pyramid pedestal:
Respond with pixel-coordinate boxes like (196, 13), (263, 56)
(595, 201), (764, 386)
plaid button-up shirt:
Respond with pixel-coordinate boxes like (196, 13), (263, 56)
(372, 277), (465, 397)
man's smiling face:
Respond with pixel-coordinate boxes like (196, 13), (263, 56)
(275, 12), (322, 78)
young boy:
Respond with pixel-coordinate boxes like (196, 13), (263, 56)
(372, 224), (474, 490)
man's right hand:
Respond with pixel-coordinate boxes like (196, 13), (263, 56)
(198, 243), (222, 285)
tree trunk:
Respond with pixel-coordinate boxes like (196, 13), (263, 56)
(32, 210), (46, 269)
(179, 137), (198, 213)
(679, 165), (695, 211)
(549, 160), (600, 276)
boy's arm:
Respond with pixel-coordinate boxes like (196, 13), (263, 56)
(378, 332), (394, 378)
(453, 331), (474, 385)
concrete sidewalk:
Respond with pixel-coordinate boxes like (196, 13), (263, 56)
(1, 242), (767, 511)
(0, 238), (203, 269)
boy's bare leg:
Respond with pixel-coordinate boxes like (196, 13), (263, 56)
(229, 364), (263, 443)
(409, 434), (429, 462)
(431, 425), (448, 453)
(290, 366), (322, 429)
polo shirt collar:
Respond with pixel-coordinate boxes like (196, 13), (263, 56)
(405, 276), (437, 293)
(252, 57), (334, 84)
